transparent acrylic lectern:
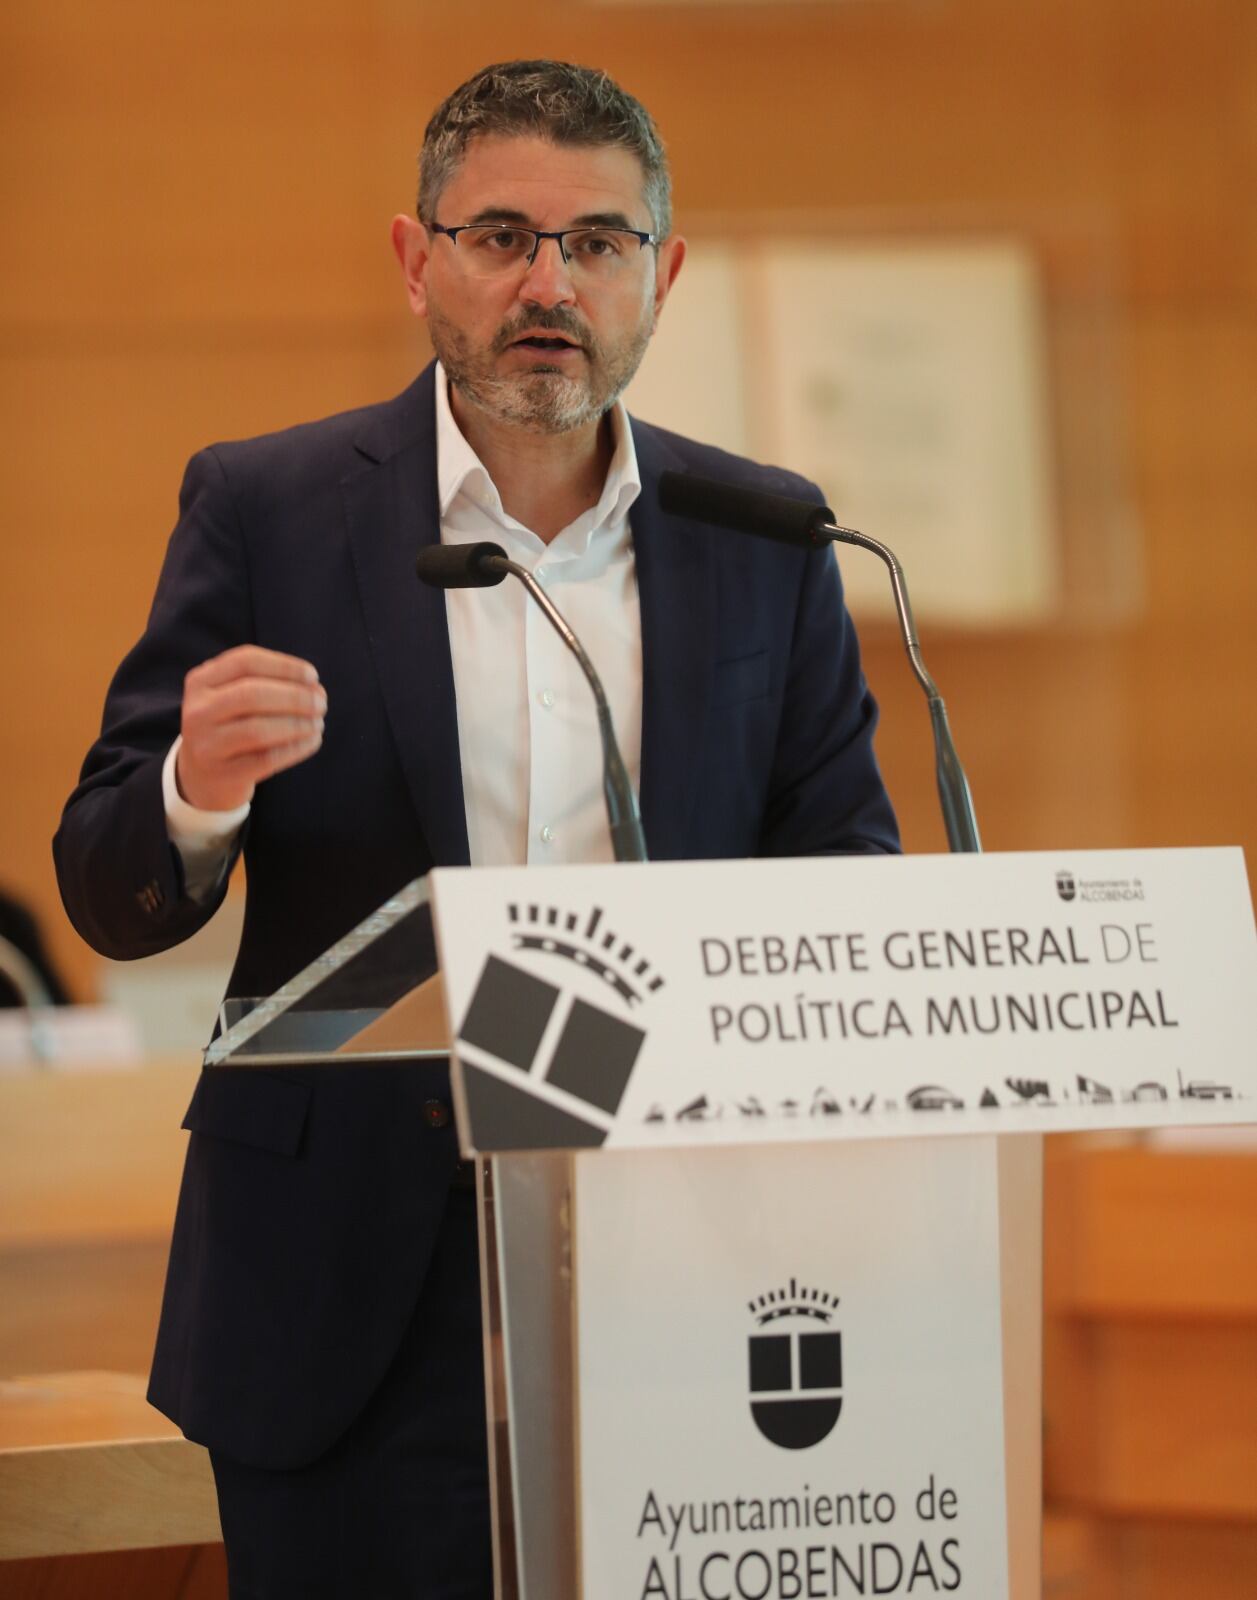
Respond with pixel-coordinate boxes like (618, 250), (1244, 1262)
(206, 875), (1042, 1600)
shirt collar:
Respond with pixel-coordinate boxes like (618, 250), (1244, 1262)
(434, 362), (641, 549)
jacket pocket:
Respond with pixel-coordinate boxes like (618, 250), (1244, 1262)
(712, 649), (770, 708)
(181, 1068), (311, 1158)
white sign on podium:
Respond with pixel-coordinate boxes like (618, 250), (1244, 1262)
(573, 1138), (1009, 1600)
(432, 847), (1256, 1155)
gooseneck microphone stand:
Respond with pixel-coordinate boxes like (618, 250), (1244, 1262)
(415, 543), (648, 864)
(657, 473), (981, 855)
(484, 552), (648, 865)
(820, 520), (980, 855)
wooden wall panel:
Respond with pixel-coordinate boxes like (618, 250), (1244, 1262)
(1045, 1515), (1257, 1600)
(3, 0), (1255, 995)
(1043, 1142), (1257, 1590)
(1046, 1149), (1257, 1319)
(1047, 1319), (1257, 1518)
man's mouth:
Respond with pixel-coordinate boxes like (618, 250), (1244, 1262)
(509, 333), (582, 353)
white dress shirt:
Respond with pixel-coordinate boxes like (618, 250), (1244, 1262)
(165, 365), (643, 896)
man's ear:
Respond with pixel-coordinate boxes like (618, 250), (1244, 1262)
(650, 234), (686, 330)
(391, 214), (431, 318)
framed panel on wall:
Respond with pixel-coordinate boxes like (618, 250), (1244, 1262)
(625, 216), (1138, 628)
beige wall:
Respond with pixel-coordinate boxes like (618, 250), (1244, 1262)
(2, 0), (1254, 996)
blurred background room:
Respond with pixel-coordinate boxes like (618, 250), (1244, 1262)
(1, 1), (1254, 1594)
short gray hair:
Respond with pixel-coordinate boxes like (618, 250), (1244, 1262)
(418, 60), (672, 238)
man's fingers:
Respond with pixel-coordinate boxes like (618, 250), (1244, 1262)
(257, 730), (326, 781)
(188, 645), (320, 690)
(199, 714), (326, 763)
(176, 723), (323, 811)
(189, 675), (328, 726)
(176, 648), (326, 810)
(218, 729), (325, 787)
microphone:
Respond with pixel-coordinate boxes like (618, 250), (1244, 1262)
(413, 541), (510, 589)
(659, 473), (840, 551)
(659, 470), (981, 855)
(415, 543), (648, 864)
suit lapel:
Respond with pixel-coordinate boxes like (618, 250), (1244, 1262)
(340, 391), (717, 869)
(631, 421), (717, 861)
(342, 368), (470, 867)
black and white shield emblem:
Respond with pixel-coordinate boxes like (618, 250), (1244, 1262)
(1055, 871), (1076, 902)
(747, 1282), (843, 1450)
(454, 900), (664, 1150)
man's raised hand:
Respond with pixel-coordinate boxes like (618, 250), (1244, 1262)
(176, 646), (326, 812)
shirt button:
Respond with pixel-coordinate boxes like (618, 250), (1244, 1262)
(538, 688), (555, 709)
(423, 1099), (451, 1129)
(539, 825), (555, 845)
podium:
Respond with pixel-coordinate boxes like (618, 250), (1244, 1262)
(206, 848), (1256, 1600)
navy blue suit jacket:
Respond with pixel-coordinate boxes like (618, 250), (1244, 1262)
(54, 364), (898, 1468)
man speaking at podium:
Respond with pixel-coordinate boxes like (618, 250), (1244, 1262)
(55, 60), (898, 1600)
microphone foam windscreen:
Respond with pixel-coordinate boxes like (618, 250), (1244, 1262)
(415, 541), (510, 589)
(658, 471), (833, 549)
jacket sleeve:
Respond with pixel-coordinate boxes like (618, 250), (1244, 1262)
(53, 446), (254, 959)
(758, 540), (901, 858)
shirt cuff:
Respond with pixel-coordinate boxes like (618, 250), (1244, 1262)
(163, 738), (249, 900)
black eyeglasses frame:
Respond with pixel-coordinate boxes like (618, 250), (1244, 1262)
(426, 220), (659, 267)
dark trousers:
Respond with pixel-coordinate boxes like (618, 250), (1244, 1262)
(210, 1187), (493, 1599)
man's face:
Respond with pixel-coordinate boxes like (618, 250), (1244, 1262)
(394, 134), (684, 434)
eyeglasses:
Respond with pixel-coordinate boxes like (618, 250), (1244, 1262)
(428, 221), (658, 281)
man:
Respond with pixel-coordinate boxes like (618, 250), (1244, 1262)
(55, 60), (898, 1598)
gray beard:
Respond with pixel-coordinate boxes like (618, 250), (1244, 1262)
(457, 368), (609, 434)
(428, 307), (651, 435)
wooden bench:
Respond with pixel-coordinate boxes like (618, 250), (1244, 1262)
(0, 1370), (219, 1560)
(1, 1062), (226, 1593)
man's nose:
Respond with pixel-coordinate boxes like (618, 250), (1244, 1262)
(517, 236), (577, 307)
